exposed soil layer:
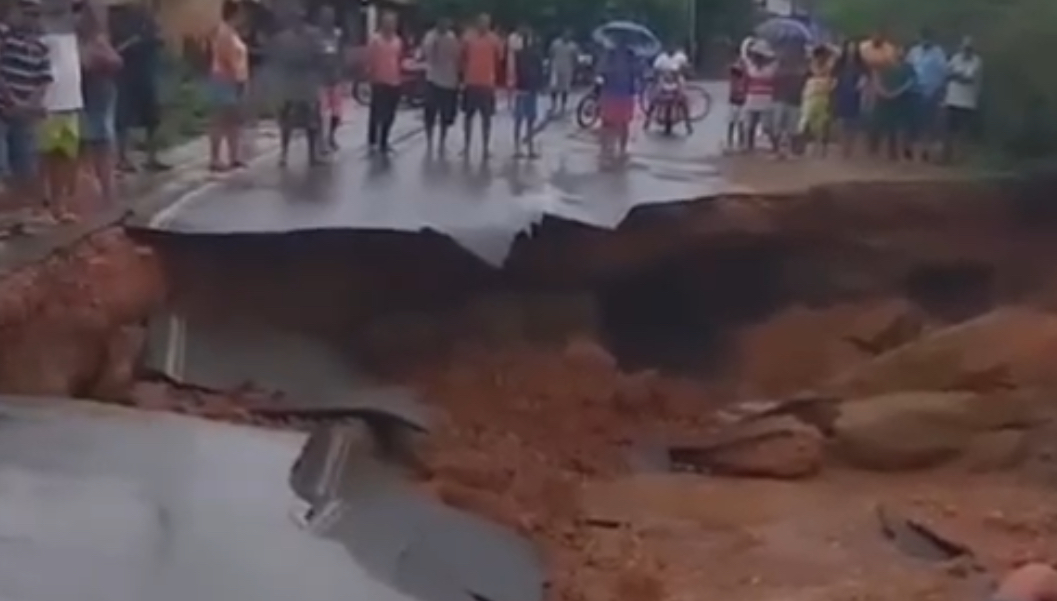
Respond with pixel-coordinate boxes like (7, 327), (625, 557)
(3, 178), (1057, 601)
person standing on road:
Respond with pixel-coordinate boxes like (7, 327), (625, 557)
(942, 36), (981, 163)
(365, 10), (402, 155)
(769, 52), (808, 158)
(740, 38), (777, 153)
(504, 24), (524, 111)
(798, 44), (836, 157)
(110, 0), (167, 172)
(906, 27), (948, 161)
(420, 16), (459, 153)
(872, 45), (917, 160)
(725, 52), (747, 151)
(205, 0), (248, 172)
(597, 37), (639, 165)
(38, 16), (84, 219)
(76, 0), (121, 205)
(548, 28), (577, 115)
(0, 0), (52, 213)
(858, 28), (898, 156)
(270, 5), (325, 167)
(512, 25), (544, 158)
(316, 5), (345, 155)
(831, 39), (865, 157)
(459, 12), (502, 159)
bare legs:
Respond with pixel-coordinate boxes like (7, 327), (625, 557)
(208, 107), (242, 170)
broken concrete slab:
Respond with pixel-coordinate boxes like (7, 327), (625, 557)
(0, 396), (544, 601)
(144, 311), (370, 400)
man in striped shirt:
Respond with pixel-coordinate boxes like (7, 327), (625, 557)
(0, 0), (52, 206)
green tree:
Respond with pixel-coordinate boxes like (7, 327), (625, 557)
(817, 0), (1057, 160)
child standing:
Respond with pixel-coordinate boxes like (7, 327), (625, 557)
(799, 44), (836, 157)
(726, 56), (747, 152)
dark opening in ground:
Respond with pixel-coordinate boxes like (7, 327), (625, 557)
(903, 261), (995, 323)
(596, 240), (790, 375)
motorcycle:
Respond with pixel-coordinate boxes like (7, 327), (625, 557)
(575, 76), (604, 129)
(644, 76), (689, 135)
(572, 53), (595, 87)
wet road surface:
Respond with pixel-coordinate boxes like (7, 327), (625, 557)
(143, 83), (729, 264)
(0, 396), (543, 601)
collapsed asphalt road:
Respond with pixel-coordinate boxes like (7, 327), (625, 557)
(135, 85), (729, 265)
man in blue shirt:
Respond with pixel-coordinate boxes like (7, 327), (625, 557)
(906, 27), (947, 160)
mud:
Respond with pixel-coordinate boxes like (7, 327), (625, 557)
(3, 178), (1057, 601)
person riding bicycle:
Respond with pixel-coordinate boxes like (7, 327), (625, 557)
(652, 42), (689, 84)
(646, 41), (691, 132)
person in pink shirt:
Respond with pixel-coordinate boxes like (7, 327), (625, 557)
(365, 11), (402, 154)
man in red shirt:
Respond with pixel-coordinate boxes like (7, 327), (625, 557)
(459, 12), (502, 158)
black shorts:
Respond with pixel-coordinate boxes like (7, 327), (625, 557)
(945, 106), (977, 137)
(116, 79), (160, 132)
(461, 86), (496, 118)
(279, 99), (321, 132)
(424, 82), (458, 126)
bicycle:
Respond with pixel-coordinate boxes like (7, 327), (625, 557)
(576, 78), (713, 129)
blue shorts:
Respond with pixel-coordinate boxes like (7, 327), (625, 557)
(0, 117), (39, 180)
(205, 77), (242, 109)
(81, 92), (117, 144)
(513, 91), (538, 123)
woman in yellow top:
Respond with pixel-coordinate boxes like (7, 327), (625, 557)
(799, 43), (837, 156)
(206, 0), (248, 171)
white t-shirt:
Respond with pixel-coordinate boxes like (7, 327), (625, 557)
(945, 52), (982, 110)
(41, 33), (83, 112)
(653, 50), (688, 73)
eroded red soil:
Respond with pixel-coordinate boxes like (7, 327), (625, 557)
(2, 180), (1057, 601)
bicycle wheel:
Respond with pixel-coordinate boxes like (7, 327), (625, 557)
(352, 81), (372, 107)
(684, 84), (713, 122)
(576, 94), (600, 129)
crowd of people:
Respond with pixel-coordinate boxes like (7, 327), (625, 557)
(0, 0), (168, 222)
(726, 28), (982, 162)
(370, 12), (585, 160)
(0, 0), (991, 227)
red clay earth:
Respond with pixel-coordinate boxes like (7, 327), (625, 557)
(4, 180), (1057, 601)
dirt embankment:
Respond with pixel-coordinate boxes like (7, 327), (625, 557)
(3, 179), (1057, 601)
